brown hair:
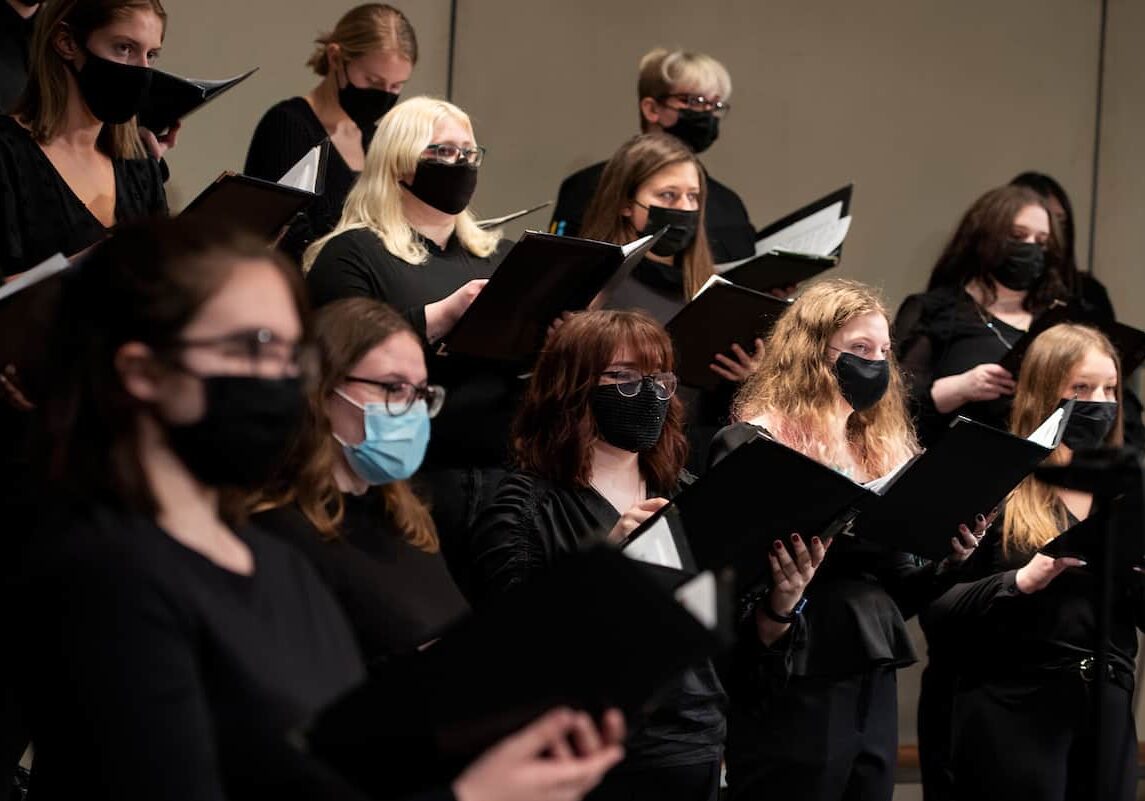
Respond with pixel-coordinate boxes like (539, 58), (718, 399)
(1002, 324), (1123, 556)
(307, 3), (417, 76)
(734, 279), (919, 480)
(581, 133), (714, 299)
(256, 297), (438, 552)
(42, 217), (306, 517)
(15, 0), (167, 159)
(927, 185), (1067, 312)
(512, 310), (688, 492)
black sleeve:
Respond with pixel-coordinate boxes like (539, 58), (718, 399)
(893, 293), (950, 438)
(0, 148), (22, 276)
(146, 157), (169, 215)
(306, 233), (385, 304)
(244, 102), (319, 183)
(707, 422), (764, 470)
(466, 472), (550, 607)
(549, 171), (590, 238)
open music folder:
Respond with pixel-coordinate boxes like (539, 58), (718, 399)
(665, 275), (791, 389)
(715, 184), (852, 293)
(436, 228), (665, 362)
(306, 546), (723, 797)
(137, 67), (258, 133)
(621, 406), (1071, 595)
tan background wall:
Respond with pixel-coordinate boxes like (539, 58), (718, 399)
(155, 2), (1141, 796)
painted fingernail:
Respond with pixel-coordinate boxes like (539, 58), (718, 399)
(791, 534), (802, 543)
(773, 541), (784, 551)
(976, 514), (985, 523)
(811, 537), (821, 546)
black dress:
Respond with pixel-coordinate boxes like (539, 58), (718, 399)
(254, 496), (469, 664)
(0, 4), (33, 113)
(306, 227), (520, 596)
(712, 422), (959, 801)
(244, 97), (366, 264)
(550, 159), (755, 264)
(19, 504), (379, 801)
(468, 470), (727, 801)
(926, 514), (1144, 801)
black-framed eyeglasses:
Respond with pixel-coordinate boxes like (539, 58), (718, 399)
(167, 328), (316, 380)
(600, 370), (678, 400)
(421, 143), (485, 166)
(657, 93), (731, 118)
(343, 376), (446, 418)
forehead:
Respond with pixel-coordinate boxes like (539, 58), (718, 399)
(350, 331), (426, 379)
(354, 48), (413, 82)
(181, 259), (299, 338)
(98, 9), (165, 48)
(432, 114), (473, 144)
(1066, 347), (1118, 383)
(1013, 203), (1050, 232)
(640, 161), (700, 190)
(669, 81), (721, 100)
(836, 310), (890, 342)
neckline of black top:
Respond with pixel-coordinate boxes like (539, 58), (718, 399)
(290, 95), (375, 176)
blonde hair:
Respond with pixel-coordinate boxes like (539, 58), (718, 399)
(303, 96), (501, 270)
(15, 0), (166, 159)
(637, 48), (732, 130)
(306, 3), (417, 75)
(1002, 324), (1123, 557)
(734, 279), (918, 479)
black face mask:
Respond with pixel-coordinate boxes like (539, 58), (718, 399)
(401, 161), (479, 215)
(833, 351), (890, 412)
(663, 109), (720, 154)
(338, 65), (398, 131)
(70, 49), (152, 125)
(638, 203), (699, 256)
(993, 240), (1046, 291)
(590, 381), (669, 453)
(1058, 398), (1118, 451)
(163, 375), (305, 489)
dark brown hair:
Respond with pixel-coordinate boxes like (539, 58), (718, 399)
(926, 184), (1067, 312)
(581, 133), (714, 299)
(1010, 171), (1080, 295)
(15, 0), (167, 159)
(307, 3), (417, 75)
(256, 297), (438, 551)
(42, 217), (306, 517)
(512, 310), (688, 491)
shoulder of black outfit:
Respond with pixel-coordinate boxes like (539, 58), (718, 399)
(549, 160), (606, 237)
(700, 170), (755, 263)
(244, 97), (326, 180)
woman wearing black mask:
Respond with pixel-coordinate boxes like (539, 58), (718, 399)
(304, 96), (514, 600)
(245, 4), (416, 263)
(581, 133), (761, 471)
(0, 0), (167, 276)
(925, 323), (1142, 801)
(468, 309), (730, 801)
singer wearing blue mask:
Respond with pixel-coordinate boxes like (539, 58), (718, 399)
(252, 296), (469, 664)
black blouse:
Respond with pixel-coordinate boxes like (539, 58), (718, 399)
(244, 97), (364, 264)
(306, 227), (520, 470)
(254, 495), (469, 665)
(925, 510), (1145, 684)
(0, 4), (33, 113)
(0, 115), (167, 276)
(21, 505), (372, 801)
(468, 470), (727, 773)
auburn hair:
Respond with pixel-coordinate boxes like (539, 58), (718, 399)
(15, 0), (166, 159)
(581, 133), (714, 300)
(306, 3), (417, 75)
(255, 297), (438, 552)
(512, 310), (688, 492)
(734, 278), (918, 480)
(1002, 324), (1123, 557)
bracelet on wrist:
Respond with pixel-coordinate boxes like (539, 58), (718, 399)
(763, 596), (807, 624)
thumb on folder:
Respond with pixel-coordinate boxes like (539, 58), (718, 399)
(607, 497), (670, 544)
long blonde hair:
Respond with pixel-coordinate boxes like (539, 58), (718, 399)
(303, 96), (500, 270)
(734, 279), (918, 479)
(306, 3), (417, 75)
(1002, 324), (1123, 557)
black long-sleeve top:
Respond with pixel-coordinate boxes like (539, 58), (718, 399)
(0, 115), (167, 276)
(468, 470), (728, 773)
(19, 504), (388, 801)
(924, 511), (1145, 684)
(550, 159), (755, 263)
(0, 4), (33, 113)
(306, 228), (520, 470)
(254, 495), (469, 665)
(244, 97), (364, 264)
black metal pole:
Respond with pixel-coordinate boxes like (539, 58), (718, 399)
(1086, 0), (1109, 273)
(1093, 500), (1114, 800)
(445, 0), (459, 102)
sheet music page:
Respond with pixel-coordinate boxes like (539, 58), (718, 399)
(862, 454), (916, 495)
(620, 233), (655, 258)
(0, 253), (70, 303)
(278, 144), (323, 192)
(622, 516), (684, 570)
(1027, 407), (1066, 448)
(756, 201), (844, 253)
(675, 571), (718, 629)
(759, 216), (851, 258)
(693, 274), (731, 299)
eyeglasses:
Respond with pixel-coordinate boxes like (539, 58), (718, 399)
(657, 94), (731, 118)
(421, 143), (486, 166)
(167, 328), (316, 381)
(343, 376), (446, 418)
(600, 370), (678, 400)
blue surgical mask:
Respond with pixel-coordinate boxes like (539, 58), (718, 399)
(334, 389), (430, 485)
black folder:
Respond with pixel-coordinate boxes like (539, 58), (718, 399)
(719, 251), (838, 295)
(997, 302), (1145, 377)
(436, 229), (664, 362)
(1039, 496), (1145, 573)
(179, 172), (316, 241)
(138, 67), (258, 133)
(306, 546), (720, 797)
(0, 254), (73, 398)
(754, 184), (853, 243)
(665, 278), (790, 389)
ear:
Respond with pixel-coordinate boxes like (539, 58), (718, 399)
(114, 342), (163, 404)
(327, 42), (343, 74)
(620, 201), (634, 219)
(639, 97), (662, 129)
(53, 24), (80, 63)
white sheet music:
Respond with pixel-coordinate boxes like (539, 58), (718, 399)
(621, 232), (656, 258)
(278, 144), (323, 192)
(0, 253), (70, 302)
(675, 571), (718, 630)
(1027, 407), (1067, 449)
(622, 516), (683, 570)
(692, 274), (732, 299)
(715, 200), (851, 272)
